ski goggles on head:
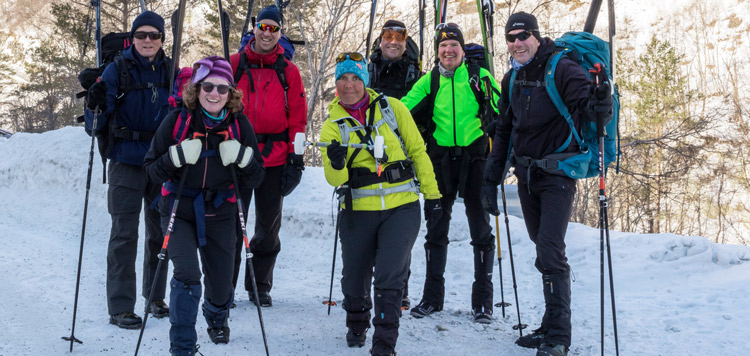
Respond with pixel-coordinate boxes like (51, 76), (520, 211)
(505, 30), (535, 43)
(256, 23), (282, 33)
(381, 27), (407, 42)
(200, 82), (230, 95)
(435, 22), (461, 31)
(133, 31), (163, 40)
(336, 52), (366, 63)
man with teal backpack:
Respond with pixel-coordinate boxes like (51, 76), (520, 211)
(481, 12), (614, 356)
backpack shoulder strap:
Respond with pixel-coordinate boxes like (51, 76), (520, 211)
(114, 55), (132, 100)
(374, 95), (409, 159)
(273, 54), (290, 114)
(544, 49), (583, 149)
(234, 52), (256, 92)
(467, 63), (486, 117)
(171, 109), (192, 144)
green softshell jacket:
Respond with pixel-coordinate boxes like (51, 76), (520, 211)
(321, 88), (442, 211)
(401, 62), (501, 147)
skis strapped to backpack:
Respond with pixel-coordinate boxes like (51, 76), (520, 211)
(509, 31), (621, 179)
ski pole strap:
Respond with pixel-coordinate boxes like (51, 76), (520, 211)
(162, 180), (235, 247)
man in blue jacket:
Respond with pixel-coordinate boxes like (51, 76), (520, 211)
(85, 11), (174, 329)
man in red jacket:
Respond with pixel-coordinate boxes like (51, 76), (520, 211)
(230, 4), (308, 307)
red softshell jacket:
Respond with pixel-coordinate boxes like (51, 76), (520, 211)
(230, 39), (308, 167)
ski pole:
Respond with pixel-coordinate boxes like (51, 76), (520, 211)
(365, 0), (377, 58)
(323, 207), (341, 314)
(487, 141), (509, 317)
(62, 103), (99, 352)
(135, 165), (190, 356)
(501, 182), (527, 336)
(62, 1), (102, 350)
(293, 132), (386, 157)
(590, 62), (620, 356)
(230, 164), (271, 356)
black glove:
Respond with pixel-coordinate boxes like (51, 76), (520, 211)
(78, 66), (104, 90)
(327, 140), (347, 170)
(86, 80), (108, 112)
(484, 118), (498, 138)
(424, 199), (443, 222)
(481, 185), (500, 216)
(281, 154), (305, 197)
(589, 66), (613, 123)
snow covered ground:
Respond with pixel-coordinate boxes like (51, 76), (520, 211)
(1, 127), (750, 356)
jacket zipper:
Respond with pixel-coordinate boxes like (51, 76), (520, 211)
(201, 138), (208, 189)
(451, 76), (457, 146)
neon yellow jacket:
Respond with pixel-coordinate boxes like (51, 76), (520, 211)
(401, 63), (501, 147)
(321, 88), (441, 211)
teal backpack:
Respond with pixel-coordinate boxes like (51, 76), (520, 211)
(510, 31), (620, 178)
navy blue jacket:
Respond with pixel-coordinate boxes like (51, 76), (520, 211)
(488, 38), (592, 183)
(85, 46), (173, 166)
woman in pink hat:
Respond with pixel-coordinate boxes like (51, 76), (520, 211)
(144, 56), (266, 355)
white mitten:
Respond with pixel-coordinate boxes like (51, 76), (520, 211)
(219, 139), (253, 168)
(168, 138), (202, 167)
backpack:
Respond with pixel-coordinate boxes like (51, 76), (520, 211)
(509, 31), (621, 179)
(414, 43), (499, 140)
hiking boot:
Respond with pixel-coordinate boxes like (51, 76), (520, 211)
(537, 343), (568, 356)
(148, 299), (170, 319)
(516, 326), (546, 349)
(207, 327), (230, 344)
(401, 295), (410, 310)
(248, 291), (272, 307)
(109, 311), (142, 329)
(370, 350), (396, 356)
(473, 308), (492, 324)
(410, 301), (441, 318)
(346, 329), (367, 348)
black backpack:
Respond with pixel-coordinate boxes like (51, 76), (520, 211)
(367, 36), (422, 98)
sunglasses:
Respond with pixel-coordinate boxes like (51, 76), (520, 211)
(381, 27), (407, 42)
(435, 22), (461, 31)
(505, 30), (534, 43)
(336, 52), (365, 63)
(200, 82), (230, 95)
(256, 23), (281, 33)
(133, 31), (163, 40)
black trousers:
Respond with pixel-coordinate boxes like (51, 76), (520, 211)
(232, 165), (284, 293)
(517, 170), (576, 347)
(339, 201), (421, 353)
(420, 150), (494, 309)
(162, 199), (237, 307)
(516, 172), (576, 274)
(106, 162), (166, 315)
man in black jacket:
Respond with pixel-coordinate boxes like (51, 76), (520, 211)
(367, 19), (423, 310)
(368, 20), (422, 99)
(481, 12), (611, 356)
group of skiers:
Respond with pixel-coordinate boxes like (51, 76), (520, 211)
(82, 6), (612, 356)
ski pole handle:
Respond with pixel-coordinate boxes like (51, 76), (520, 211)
(293, 132), (387, 158)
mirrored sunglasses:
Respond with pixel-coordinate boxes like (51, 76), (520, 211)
(336, 52), (365, 63)
(256, 23), (281, 33)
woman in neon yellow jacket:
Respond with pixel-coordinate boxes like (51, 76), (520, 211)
(320, 52), (441, 356)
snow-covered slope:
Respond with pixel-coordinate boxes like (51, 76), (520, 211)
(1, 127), (749, 355)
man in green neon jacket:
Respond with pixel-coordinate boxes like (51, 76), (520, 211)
(401, 22), (501, 323)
